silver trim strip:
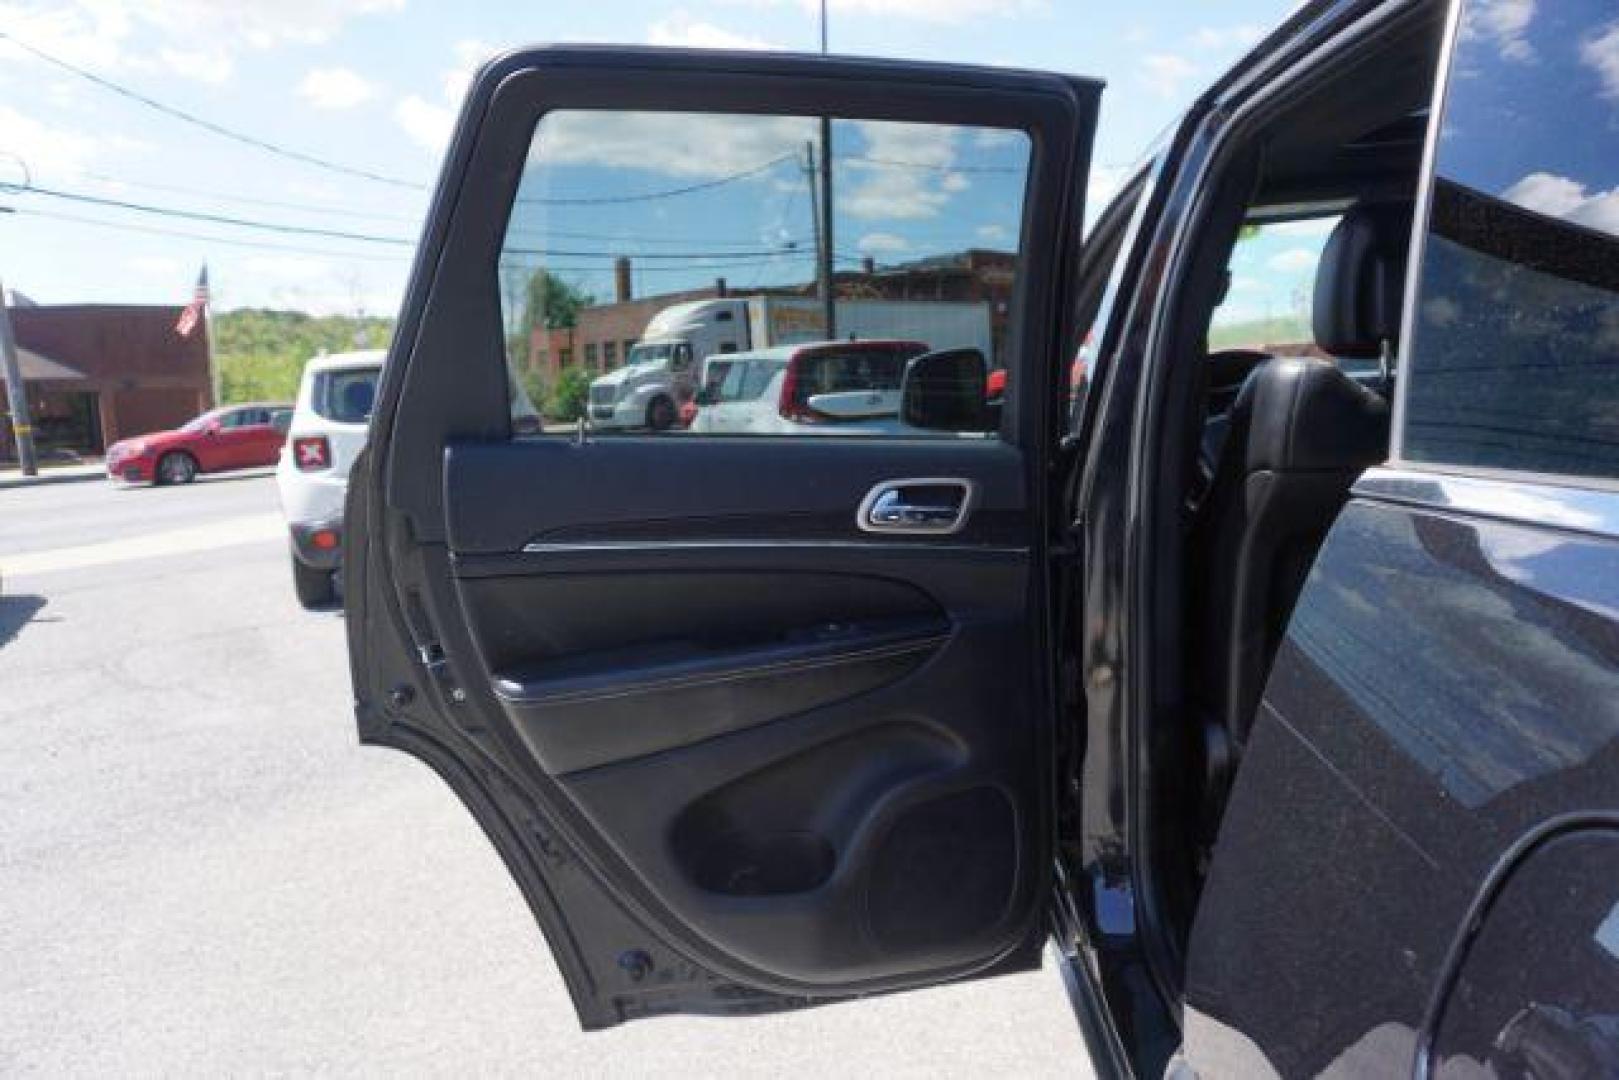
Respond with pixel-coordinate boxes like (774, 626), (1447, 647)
(1354, 466), (1619, 540)
(517, 538), (1026, 555)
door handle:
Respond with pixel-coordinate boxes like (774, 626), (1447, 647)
(858, 478), (976, 535)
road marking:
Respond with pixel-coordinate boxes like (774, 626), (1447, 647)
(1, 512), (285, 577)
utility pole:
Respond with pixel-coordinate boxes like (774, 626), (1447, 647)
(804, 140), (827, 328)
(817, 0), (836, 339)
(0, 273), (38, 476)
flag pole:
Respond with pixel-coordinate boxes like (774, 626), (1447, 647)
(202, 263), (218, 407)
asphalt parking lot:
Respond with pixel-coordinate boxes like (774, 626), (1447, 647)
(0, 472), (1091, 1076)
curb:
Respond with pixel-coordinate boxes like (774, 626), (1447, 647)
(0, 469), (106, 492)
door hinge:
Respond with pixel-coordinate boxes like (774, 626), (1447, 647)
(403, 588), (466, 704)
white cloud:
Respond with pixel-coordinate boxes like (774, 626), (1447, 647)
(816, 0), (1047, 24)
(298, 67), (379, 110)
(394, 94), (457, 155)
(128, 255), (181, 275)
(0, 0), (406, 88)
(1267, 248), (1319, 274)
(0, 104), (99, 178)
(841, 120), (962, 220)
(976, 223), (1010, 243)
(1191, 24), (1265, 51)
(1088, 163), (1132, 212)
(857, 231), (910, 255)
(1502, 171), (1619, 236)
(441, 39), (498, 106)
(1463, 0), (1536, 63)
(395, 39), (498, 154)
(533, 111), (814, 177)
(1139, 52), (1198, 100)
(1581, 20), (1619, 100)
(158, 46), (231, 84)
(648, 12), (779, 49)
(1270, 217), (1337, 238)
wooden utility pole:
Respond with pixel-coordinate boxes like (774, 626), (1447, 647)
(817, 1), (836, 339)
(0, 276), (38, 476)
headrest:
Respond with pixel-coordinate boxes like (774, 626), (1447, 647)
(1312, 202), (1415, 359)
(1238, 357), (1390, 473)
(343, 379), (376, 417)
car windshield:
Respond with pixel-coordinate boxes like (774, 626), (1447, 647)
(179, 411), (222, 433)
(315, 367), (381, 423)
(627, 344), (673, 367)
(786, 347), (923, 411)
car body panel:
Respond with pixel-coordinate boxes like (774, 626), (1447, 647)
(276, 351), (384, 530)
(104, 402), (291, 483)
(1183, 471), (1619, 1076)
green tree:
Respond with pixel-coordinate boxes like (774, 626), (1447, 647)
(548, 366), (591, 423)
(213, 309), (394, 404)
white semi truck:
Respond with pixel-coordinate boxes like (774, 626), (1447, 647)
(585, 296), (994, 431)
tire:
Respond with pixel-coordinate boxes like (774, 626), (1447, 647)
(291, 555), (337, 610)
(155, 451), (198, 485)
(646, 396), (677, 432)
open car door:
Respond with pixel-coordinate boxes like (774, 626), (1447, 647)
(346, 46), (1097, 1028)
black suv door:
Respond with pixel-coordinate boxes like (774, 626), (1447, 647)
(346, 47), (1097, 1027)
(1182, 2), (1619, 1074)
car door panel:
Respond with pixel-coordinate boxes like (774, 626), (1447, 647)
(1183, 480), (1619, 1077)
(350, 46), (1096, 1027)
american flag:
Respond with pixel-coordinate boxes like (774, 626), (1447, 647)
(175, 265), (209, 337)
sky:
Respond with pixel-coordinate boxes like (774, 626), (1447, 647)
(0, 0), (1303, 318)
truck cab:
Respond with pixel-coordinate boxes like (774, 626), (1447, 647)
(586, 300), (747, 432)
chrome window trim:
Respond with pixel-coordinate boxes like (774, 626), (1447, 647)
(1354, 465), (1619, 541)
(1388, 0), (1465, 466)
(518, 538), (1028, 555)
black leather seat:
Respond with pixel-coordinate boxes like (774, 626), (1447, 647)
(1193, 203), (1411, 748)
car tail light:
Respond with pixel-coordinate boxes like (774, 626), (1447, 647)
(293, 435), (331, 471)
(777, 358), (824, 424)
(310, 528), (339, 551)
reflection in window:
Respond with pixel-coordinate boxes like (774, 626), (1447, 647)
(1403, 0), (1619, 479)
(496, 110), (1030, 437)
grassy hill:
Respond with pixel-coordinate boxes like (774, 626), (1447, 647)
(214, 309), (394, 404)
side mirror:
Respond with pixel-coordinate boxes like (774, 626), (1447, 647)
(206, 420), (222, 436)
(694, 387), (714, 406)
(900, 348), (991, 432)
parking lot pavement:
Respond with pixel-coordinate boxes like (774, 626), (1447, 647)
(0, 475), (1093, 1076)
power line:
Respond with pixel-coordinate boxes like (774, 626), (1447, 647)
(14, 182), (418, 245)
(516, 154), (796, 205)
(10, 206), (412, 262)
(845, 155), (1023, 174)
(11, 182), (841, 260)
(0, 30), (425, 190)
(16, 205), (826, 276)
(75, 170), (425, 223)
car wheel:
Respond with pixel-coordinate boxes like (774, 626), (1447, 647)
(291, 554), (337, 610)
(646, 396), (676, 432)
(155, 451), (198, 485)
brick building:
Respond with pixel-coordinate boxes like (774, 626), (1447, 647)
(1, 304), (213, 461)
(525, 249), (1017, 378)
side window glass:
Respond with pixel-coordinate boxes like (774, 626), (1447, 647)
(498, 110), (1031, 437)
(719, 360), (748, 401)
(1402, 0), (1619, 479)
(1208, 215), (1342, 359)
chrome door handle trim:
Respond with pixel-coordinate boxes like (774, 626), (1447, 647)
(857, 477), (976, 535)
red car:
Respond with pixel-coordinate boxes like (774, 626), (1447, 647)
(105, 403), (293, 485)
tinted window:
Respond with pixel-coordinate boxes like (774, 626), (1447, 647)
(316, 368), (380, 424)
(1403, 0), (1619, 479)
(498, 109), (1029, 438)
(784, 345), (921, 412)
(1208, 214), (1341, 355)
